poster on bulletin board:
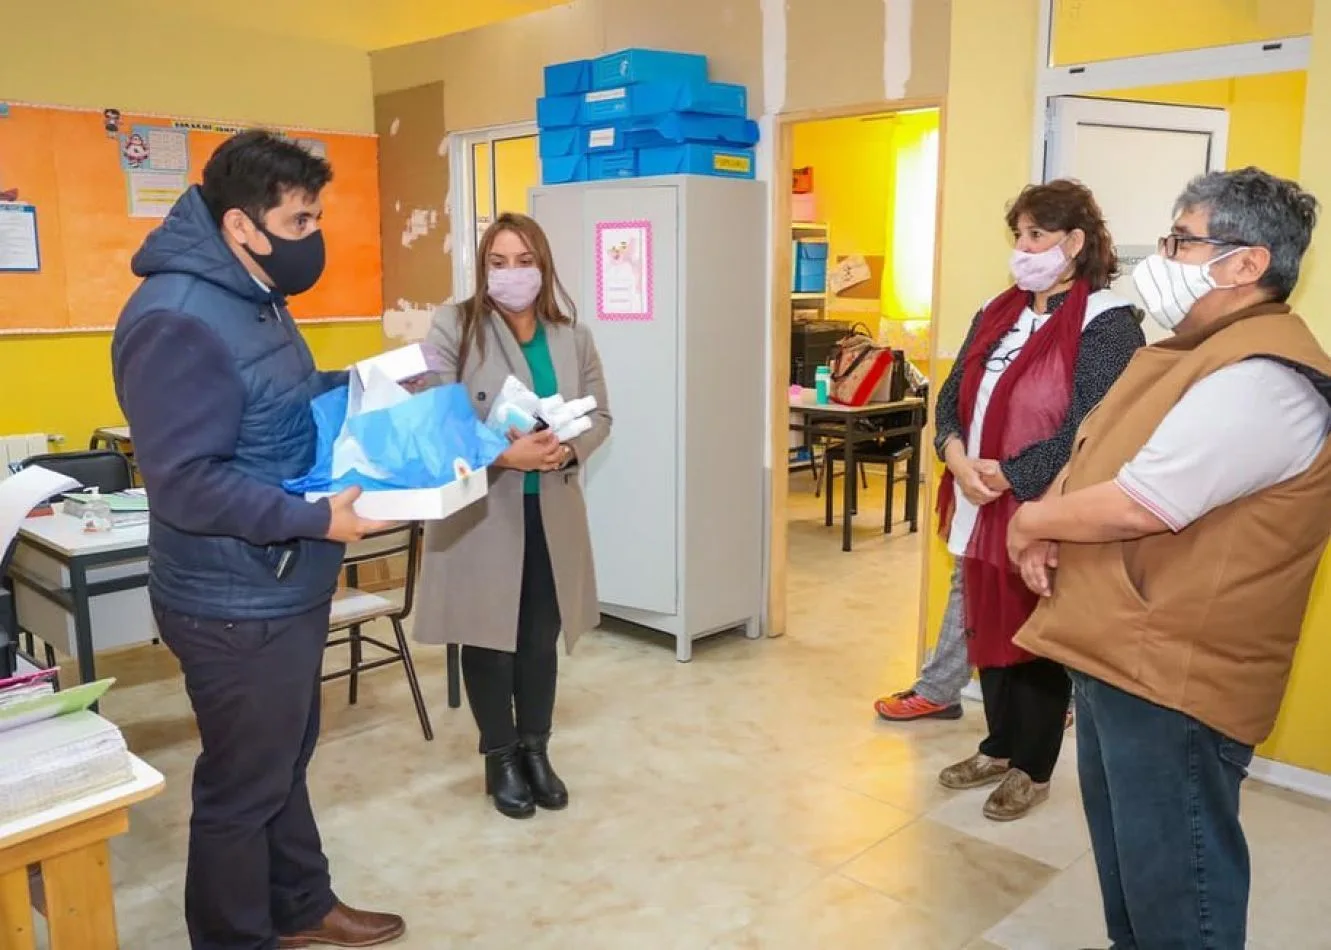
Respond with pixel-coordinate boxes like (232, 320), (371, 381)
(594, 220), (652, 322)
(0, 100), (383, 334)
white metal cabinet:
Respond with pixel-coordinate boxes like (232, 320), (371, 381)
(531, 176), (766, 660)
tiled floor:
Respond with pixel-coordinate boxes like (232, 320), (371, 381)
(33, 471), (1331, 948)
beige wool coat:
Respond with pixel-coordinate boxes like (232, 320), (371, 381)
(412, 304), (611, 653)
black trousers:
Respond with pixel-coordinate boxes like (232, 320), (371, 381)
(977, 658), (1071, 784)
(153, 600), (336, 950)
(461, 494), (562, 752)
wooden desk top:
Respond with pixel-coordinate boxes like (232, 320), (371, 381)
(789, 396), (925, 417)
(0, 755), (163, 852)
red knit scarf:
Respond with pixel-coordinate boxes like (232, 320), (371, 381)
(936, 279), (1089, 667)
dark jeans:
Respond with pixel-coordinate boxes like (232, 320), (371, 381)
(154, 600), (336, 950)
(461, 494), (562, 752)
(978, 658), (1071, 783)
(1072, 671), (1253, 950)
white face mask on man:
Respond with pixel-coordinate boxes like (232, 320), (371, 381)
(1131, 247), (1243, 331)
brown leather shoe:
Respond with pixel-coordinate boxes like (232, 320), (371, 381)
(982, 768), (1049, 821)
(938, 753), (1010, 790)
(278, 901), (406, 948)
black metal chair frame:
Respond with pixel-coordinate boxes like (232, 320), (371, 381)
(324, 524), (437, 740)
(818, 388), (929, 535)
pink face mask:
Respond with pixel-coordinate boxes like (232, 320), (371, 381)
(1009, 240), (1070, 293)
(487, 266), (543, 313)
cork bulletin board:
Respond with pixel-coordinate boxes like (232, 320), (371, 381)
(0, 101), (383, 334)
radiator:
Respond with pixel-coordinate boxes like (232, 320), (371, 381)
(0, 434), (58, 478)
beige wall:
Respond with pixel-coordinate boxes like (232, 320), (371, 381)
(370, 0), (950, 123)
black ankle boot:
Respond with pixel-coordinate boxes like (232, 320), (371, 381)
(519, 733), (568, 810)
(484, 743), (535, 819)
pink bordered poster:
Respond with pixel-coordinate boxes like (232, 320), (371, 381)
(594, 220), (653, 321)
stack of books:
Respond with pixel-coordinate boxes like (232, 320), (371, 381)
(0, 675), (131, 824)
(61, 488), (149, 528)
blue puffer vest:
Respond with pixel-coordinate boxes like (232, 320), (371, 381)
(113, 187), (344, 620)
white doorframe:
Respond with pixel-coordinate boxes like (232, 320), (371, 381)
(1030, 0), (1311, 180)
(447, 121), (540, 299)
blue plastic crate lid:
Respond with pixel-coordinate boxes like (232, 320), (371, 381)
(537, 94), (582, 129)
(588, 149), (638, 180)
(542, 154), (588, 185)
(544, 59), (593, 97)
(539, 128), (583, 159)
(583, 80), (748, 122)
(637, 144), (756, 179)
(592, 48), (708, 91)
(622, 113), (760, 149)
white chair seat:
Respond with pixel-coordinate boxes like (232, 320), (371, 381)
(330, 588), (395, 628)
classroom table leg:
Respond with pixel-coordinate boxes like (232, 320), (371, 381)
(907, 417), (922, 533)
(842, 434), (856, 552)
(0, 866), (37, 950)
(69, 561), (98, 703)
(42, 840), (117, 950)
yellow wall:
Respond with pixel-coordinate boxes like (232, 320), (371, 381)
(1105, 73), (1307, 180)
(925, 0), (1040, 647)
(791, 110), (939, 356)
(792, 117), (895, 265)
(1052, 0), (1313, 65)
(0, 3), (385, 448)
(1263, 0), (1331, 772)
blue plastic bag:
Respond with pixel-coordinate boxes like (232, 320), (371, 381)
(284, 382), (507, 495)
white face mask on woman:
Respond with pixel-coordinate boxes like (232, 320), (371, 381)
(1009, 239), (1070, 293)
(1131, 248), (1242, 331)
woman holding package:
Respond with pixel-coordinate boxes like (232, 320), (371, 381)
(414, 212), (611, 819)
(878, 180), (1143, 820)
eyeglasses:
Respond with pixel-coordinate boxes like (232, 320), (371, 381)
(1157, 234), (1238, 259)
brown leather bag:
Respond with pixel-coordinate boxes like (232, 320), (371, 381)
(828, 325), (896, 406)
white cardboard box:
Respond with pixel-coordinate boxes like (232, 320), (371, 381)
(307, 461), (488, 522)
(354, 344), (428, 386)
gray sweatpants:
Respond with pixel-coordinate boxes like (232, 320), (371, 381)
(914, 564), (973, 706)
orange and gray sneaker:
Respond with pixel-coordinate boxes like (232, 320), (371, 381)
(874, 690), (964, 722)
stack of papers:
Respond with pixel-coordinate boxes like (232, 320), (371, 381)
(0, 680), (132, 824)
(62, 489), (150, 528)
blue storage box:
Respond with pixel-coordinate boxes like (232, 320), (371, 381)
(583, 81), (748, 122)
(539, 128), (584, 160)
(537, 94), (582, 129)
(588, 150), (638, 180)
(581, 123), (627, 151)
(542, 154), (588, 185)
(544, 59), (593, 96)
(592, 49), (708, 91)
(622, 113), (761, 149)
(637, 144), (756, 180)
(796, 240), (830, 262)
(794, 260), (827, 294)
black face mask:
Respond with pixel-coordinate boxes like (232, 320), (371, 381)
(248, 221), (326, 297)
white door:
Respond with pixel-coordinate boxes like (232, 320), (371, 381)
(1045, 97), (1229, 342)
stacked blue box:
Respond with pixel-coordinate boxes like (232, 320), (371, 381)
(793, 240), (829, 293)
(592, 49), (707, 90)
(537, 48), (761, 185)
(544, 59), (593, 96)
(639, 144), (755, 180)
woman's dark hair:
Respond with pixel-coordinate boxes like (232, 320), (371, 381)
(1006, 179), (1117, 290)
(200, 129), (333, 226)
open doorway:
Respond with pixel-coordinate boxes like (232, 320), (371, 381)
(768, 103), (943, 646)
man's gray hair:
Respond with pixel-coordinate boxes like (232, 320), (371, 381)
(1174, 166), (1319, 302)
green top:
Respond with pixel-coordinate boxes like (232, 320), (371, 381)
(520, 321), (559, 494)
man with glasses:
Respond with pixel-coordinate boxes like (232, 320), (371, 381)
(1005, 167), (1331, 948)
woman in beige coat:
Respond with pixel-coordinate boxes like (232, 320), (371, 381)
(414, 213), (611, 819)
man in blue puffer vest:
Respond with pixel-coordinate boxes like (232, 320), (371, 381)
(112, 131), (405, 950)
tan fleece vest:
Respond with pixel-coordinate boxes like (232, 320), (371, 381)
(1015, 303), (1331, 745)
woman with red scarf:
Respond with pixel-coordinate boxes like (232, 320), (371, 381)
(931, 181), (1142, 820)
